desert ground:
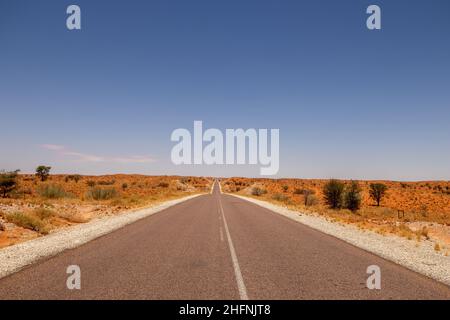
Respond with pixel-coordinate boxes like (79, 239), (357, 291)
(0, 174), (212, 248)
(221, 178), (450, 255)
(1, 174), (449, 256)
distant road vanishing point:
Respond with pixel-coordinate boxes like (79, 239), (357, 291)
(0, 182), (449, 299)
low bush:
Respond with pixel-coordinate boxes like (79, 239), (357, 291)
(0, 170), (19, 198)
(305, 194), (319, 206)
(251, 187), (267, 196)
(97, 180), (115, 186)
(33, 208), (56, 220)
(37, 184), (69, 199)
(180, 177), (191, 184)
(65, 174), (82, 183)
(323, 179), (345, 209)
(85, 187), (117, 200)
(158, 182), (169, 188)
(345, 181), (362, 212)
(5, 212), (48, 234)
(272, 193), (289, 202)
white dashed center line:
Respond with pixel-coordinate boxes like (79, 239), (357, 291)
(218, 197), (249, 300)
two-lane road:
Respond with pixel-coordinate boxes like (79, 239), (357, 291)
(0, 182), (449, 299)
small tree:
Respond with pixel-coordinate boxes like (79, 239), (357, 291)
(0, 170), (19, 198)
(323, 179), (345, 209)
(36, 166), (51, 182)
(345, 181), (362, 212)
(369, 183), (388, 206)
(282, 185), (289, 192)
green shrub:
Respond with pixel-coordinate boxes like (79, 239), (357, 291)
(345, 181), (362, 212)
(38, 184), (69, 199)
(86, 187), (117, 200)
(251, 187), (267, 196)
(323, 179), (345, 209)
(122, 183), (128, 190)
(282, 185), (289, 192)
(6, 212), (48, 234)
(0, 170), (19, 198)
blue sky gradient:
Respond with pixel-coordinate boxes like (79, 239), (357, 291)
(1, 0), (449, 180)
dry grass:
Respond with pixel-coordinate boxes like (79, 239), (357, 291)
(222, 177), (450, 247)
(85, 187), (117, 200)
(0, 175), (212, 248)
(33, 207), (56, 220)
(222, 177), (450, 224)
(4, 212), (49, 234)
(37, 184), (73, 199)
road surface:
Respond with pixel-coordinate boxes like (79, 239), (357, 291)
(0, 182), (449, 299)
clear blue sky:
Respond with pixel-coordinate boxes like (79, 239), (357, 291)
(1, 0), (449, 180)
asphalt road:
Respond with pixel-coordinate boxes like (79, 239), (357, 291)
(0, 182), (449, 299)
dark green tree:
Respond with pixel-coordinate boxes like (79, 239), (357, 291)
(0, 170), (19, 198)
(369, 183), (388, 206)
(323, 179), (345, 209)
(345, 181), (362, 212)
(36, 166), (51, 182)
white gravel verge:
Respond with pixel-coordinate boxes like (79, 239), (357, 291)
(230, 194), (450, 287)
(0, 194), (201, 279)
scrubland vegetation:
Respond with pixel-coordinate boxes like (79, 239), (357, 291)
(222, 177), (450, 255)
(0, 168), (212, 248)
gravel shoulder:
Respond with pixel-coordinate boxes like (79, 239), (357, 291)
(230, 194), (450, 287)
(0, 194), (201, 279)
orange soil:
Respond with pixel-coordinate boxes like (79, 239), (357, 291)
(222, 177), (450, 253)
(0, 175), (212, 248)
